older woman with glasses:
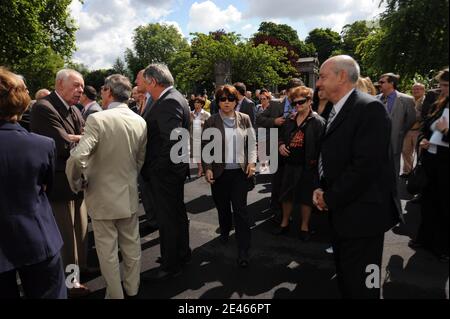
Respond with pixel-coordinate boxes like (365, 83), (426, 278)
(202, 85), (257, 268)
(190, 96), (211, 177)
(0, 67), (66, 298)
(273, 86), (325, 241)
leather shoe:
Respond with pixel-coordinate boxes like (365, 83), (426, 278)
(156, 253), (191, 266)
(272, 225), (289, 235)
(298, 230), (311, 242)
(141, 268), (182, 283)
(237, 251), (249, 268)
(408, 239), (423, 249)
(68, 284), (91, 298)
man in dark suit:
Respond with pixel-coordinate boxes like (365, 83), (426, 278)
(30, 69), (90, 297)
(79, 85), (102, 121)
(313, 55), (402, 298)
(255, 78), (304, 218)
(141, 63), (191, 282)
(234, 82), (256, 125)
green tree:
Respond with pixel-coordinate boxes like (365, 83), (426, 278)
(84, 69), (115, 92)
(339, 21), (373, 58)
(125, 23), (189, 79)
(305, 28), (342, 64)
(376, 0), (449, 80)
(0, 0), (78, 94)
(112, 57), (131, 79)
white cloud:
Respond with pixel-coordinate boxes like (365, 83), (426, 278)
(187, 1), (242, 33)
(245, 0), (385, 33)
(70, 0), (174, 70)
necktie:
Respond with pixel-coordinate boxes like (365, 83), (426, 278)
(319, 106), (337, 180)
(326, 106), (337, 132)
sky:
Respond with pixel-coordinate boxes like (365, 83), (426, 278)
(69, 0), (386, 70)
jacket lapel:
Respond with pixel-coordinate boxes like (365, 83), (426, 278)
(48, 92), (76, 133)
(325, 90), (357, 137)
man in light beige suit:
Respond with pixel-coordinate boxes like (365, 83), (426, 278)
(66, 74), (147, 299)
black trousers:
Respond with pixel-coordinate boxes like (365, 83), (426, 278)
(332, 234), (384, 299)
(148, 169), (190, 271)
(138, 175), (157, 226)
(417, 148), (449, 255)
(211, 169), (251, 254)
(0, 253), (67, 299)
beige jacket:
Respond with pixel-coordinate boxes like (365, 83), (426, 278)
(66, 104), (147, 220)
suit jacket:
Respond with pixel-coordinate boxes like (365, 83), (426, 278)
(255, 98), (285, 128)
(141, 88), (191, 179)
(30, 91), (85, 201)
(377, 91), (416, 155)
(238, 97), (256, 126)
(82, 102), (102, 121)
(321, 90), (402, 238)
(66, 104), (147, 220)
(0, 121), (63, 273)
(202, 112), (257, 179)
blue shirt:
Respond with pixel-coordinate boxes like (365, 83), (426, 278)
(283, 98), (294, 118)
(385, 91), (397, 114)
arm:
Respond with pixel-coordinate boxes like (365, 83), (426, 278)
(65, 117), (100, 193)
(323, 101), (390, 210)
(31, 102), (72, 161)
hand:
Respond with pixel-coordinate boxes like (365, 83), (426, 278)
(246, 163), (256, 178)
(68, 134), (82, 143)
(419, 138), (430, 150)
(313, 188), (328, 211)
(205, 169), (215, 184)
(274, 117), (286, 127)
(279, 144), (290, 157)
(436, 117), (449, 133)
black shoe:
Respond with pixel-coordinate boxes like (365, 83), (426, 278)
(400, 173), (410, 179)
(237, 251), (249, 268)
(408, 239), (423, 249)
(272, 225), (289, 235)
(298, 230), (311, 242)
(409, 195), (422, 204)
(215, 226), (234, 234)
(156, 253), (191, 266)
(141, 268), (182, 283)
(219, 233), (229, 245)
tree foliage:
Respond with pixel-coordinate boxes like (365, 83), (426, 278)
(125, 23), (189, 79)
(305, 28), (342, 64)
(0, 0), (78, 94)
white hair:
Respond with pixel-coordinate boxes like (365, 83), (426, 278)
(55, 69), (83, 84)
(326, 55), (360, 84)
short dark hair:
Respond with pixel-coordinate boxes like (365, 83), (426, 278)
(215, 85), (239, 104)
(286, 78), (304, 91)
(381, 73), (400, 89)
(194, 96), (206, 106)
(233, 82), (246, 96)
(83, 85), (97, 101)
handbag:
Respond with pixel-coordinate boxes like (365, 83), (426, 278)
(406, 143), (428, 195)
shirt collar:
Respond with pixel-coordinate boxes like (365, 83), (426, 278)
(55, 91), (71, 110)
(333, 88), (355, 115)
(107, 102), (123, 110)
(159, 86), (173, 100)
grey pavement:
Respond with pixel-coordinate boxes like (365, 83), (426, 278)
(82, 167), (449, 299)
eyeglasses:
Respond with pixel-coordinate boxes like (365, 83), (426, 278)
(218, 95), (236, 102)
(290, 97), (310, 107)
(378, 81), (386, 84)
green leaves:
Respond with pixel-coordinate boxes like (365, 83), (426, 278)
(0, 0), (78, 94)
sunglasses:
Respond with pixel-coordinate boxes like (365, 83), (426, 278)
(219, 95), (236, 102)
(291, 97), (310, 107)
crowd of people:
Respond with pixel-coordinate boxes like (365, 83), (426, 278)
(0, 55), (448, 299)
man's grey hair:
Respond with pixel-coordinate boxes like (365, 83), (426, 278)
(328, 55), (360, 84)
(143, 63), (174, 87)
(104, 74), (132, 103)
(55, 69), (83, 84)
